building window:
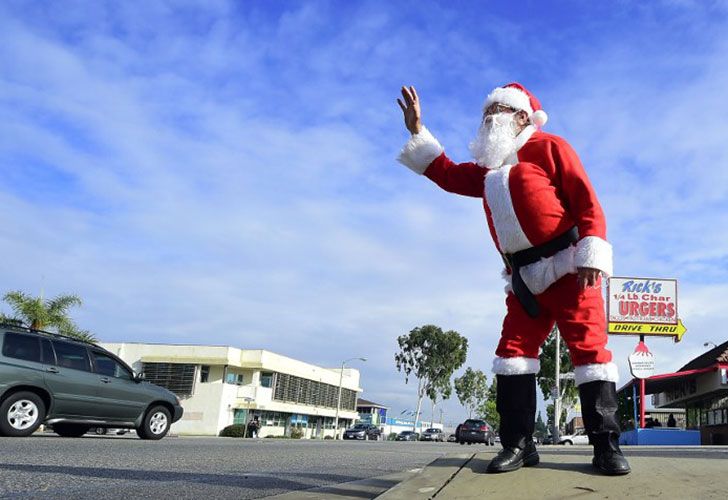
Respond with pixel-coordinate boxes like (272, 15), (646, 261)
(259, 410), (286, 427)
(200, 365), (210, 383)
(271, 373), (358, 410)
(233, 409), (248, 425)
(226, 372), (245, 385)
(142, 362), (196, 396)
(260, 372), (274, 388)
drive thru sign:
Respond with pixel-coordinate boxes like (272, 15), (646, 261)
(607, 277), (687, 342)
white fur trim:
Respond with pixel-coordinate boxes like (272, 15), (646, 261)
(575, 236), (613, 277)
(484, 165), (532, 253)
(531, 110), (548, 127)
(514, 125), (536, 151)
(492, 356), (540, 375)
(485, 87), (533, 115)
(574, 362), (619, 386)
(519, 245), (577, 295)
(502, 268), (513, 294)
(397, 126), (444, 175)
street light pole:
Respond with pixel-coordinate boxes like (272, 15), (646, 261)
(553, 329), (561, 445)
(334, 357), (366, 439)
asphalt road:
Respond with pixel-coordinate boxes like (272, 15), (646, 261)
(0, 435), (463, 499)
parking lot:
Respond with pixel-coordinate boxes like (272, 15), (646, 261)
(0, 435), (461, 499)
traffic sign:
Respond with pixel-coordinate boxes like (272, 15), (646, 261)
(608, 319), (687, 342)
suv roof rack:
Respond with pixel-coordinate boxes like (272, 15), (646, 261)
(0, 322), (97, 346)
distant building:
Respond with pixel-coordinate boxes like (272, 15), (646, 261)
(617, 340), (728, 445)
(101, 343), (361, 437)
(357, 398), (388, 427)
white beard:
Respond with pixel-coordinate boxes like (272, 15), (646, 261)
(469, 112), (518, 168)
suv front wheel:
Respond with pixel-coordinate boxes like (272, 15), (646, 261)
(137, 405), (171, 440)
(0, 391), (46, 437)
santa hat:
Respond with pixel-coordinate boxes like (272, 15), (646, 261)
(484, 82), (548, 128)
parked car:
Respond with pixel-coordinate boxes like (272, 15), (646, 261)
(343, 423), (381, 440)
(89, 427), (133, 436)
(0, 324), (183, 440)
(457, 419), (495, 446)
(396, 430), (419, 441)
(420, 428), (445, 442)
(558, 429), (589, 445)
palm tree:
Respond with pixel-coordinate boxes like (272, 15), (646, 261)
(1, 291), (96, 343)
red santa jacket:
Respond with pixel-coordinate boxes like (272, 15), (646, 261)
(398, 125), (612, 295)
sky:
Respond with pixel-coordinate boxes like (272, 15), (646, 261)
(1, 0), (728, 427)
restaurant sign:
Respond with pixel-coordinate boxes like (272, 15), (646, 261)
(607, 277), (687, 342)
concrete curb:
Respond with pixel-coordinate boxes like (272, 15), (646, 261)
(375, 453), (475, 500)
(377, 446), (728, 499)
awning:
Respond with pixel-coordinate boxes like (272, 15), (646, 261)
(618, 364), (726, 395)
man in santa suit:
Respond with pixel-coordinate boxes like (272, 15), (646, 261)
(396, 83), (630, 475)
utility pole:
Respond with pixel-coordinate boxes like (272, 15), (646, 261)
(334, 357), (366, 439)
(553, 329), (561, 445)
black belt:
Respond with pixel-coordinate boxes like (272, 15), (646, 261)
(502, 226), (579, 318)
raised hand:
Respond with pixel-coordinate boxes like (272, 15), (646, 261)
(397, 86), (422, 135)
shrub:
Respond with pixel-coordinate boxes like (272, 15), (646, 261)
(219, 424), (247, 438)
(290, 427), (304, 439)
(388, 432), (398, 441)
(324, 435), (334, 440)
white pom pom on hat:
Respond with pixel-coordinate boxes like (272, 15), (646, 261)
(531, 109), (548, 127)
(484, 82), (548, 128)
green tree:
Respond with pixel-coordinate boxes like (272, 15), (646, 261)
(538, 326), (578, 428)
(2, 290), (96, 343)
(478, 377), (499, 429)
(454, 367), (489, 419)
(395, 324), (468, 432)
(534, 411), (548, 439)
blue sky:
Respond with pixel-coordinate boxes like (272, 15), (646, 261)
(1, 0), (727, 425)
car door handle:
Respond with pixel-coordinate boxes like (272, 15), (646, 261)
(100, 377), (111, 383)
(46, 367), (59, 373)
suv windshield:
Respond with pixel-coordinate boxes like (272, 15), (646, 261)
(352, 424), (367, 429)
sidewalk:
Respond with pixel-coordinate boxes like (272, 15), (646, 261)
(377, 446), (728, 499)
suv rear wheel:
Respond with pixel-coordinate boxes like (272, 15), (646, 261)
(137, 405), (171, 440)
(0, 391), (46, 437)
(53, 423), (90, 437)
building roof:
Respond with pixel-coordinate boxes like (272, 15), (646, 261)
(357, 398), (388, 409)
(678, 340), (728, 371)
(617, 340), (728, 396)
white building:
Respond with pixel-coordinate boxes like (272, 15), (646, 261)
(101, 343), (362, 437)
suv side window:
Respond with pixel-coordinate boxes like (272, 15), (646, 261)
(2, 333), (41, 362)
(52, 340), (91, 372)
(91, 351), (132, 380)
(40, 338), (55, 365)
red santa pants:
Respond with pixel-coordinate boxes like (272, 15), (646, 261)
(495, 273), (612, 366)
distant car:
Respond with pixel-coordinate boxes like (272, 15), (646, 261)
(343, 423), (381, 441)
(558, 429), (589, 445)
(542, 435), (553, 445)
(447, 433), (458, 442)
(420, 428), (445, 442)
(0, 324), (183, 440)
(458, 419), (495, 446)
(396, 430), (419, 441)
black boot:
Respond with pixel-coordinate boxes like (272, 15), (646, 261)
(579, 380), (631, 476)
(487, 374), (539, 473)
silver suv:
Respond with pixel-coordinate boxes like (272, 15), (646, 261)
(0, 324), (183, 439)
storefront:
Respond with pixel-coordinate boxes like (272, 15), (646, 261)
(618, 340), (728, 445)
